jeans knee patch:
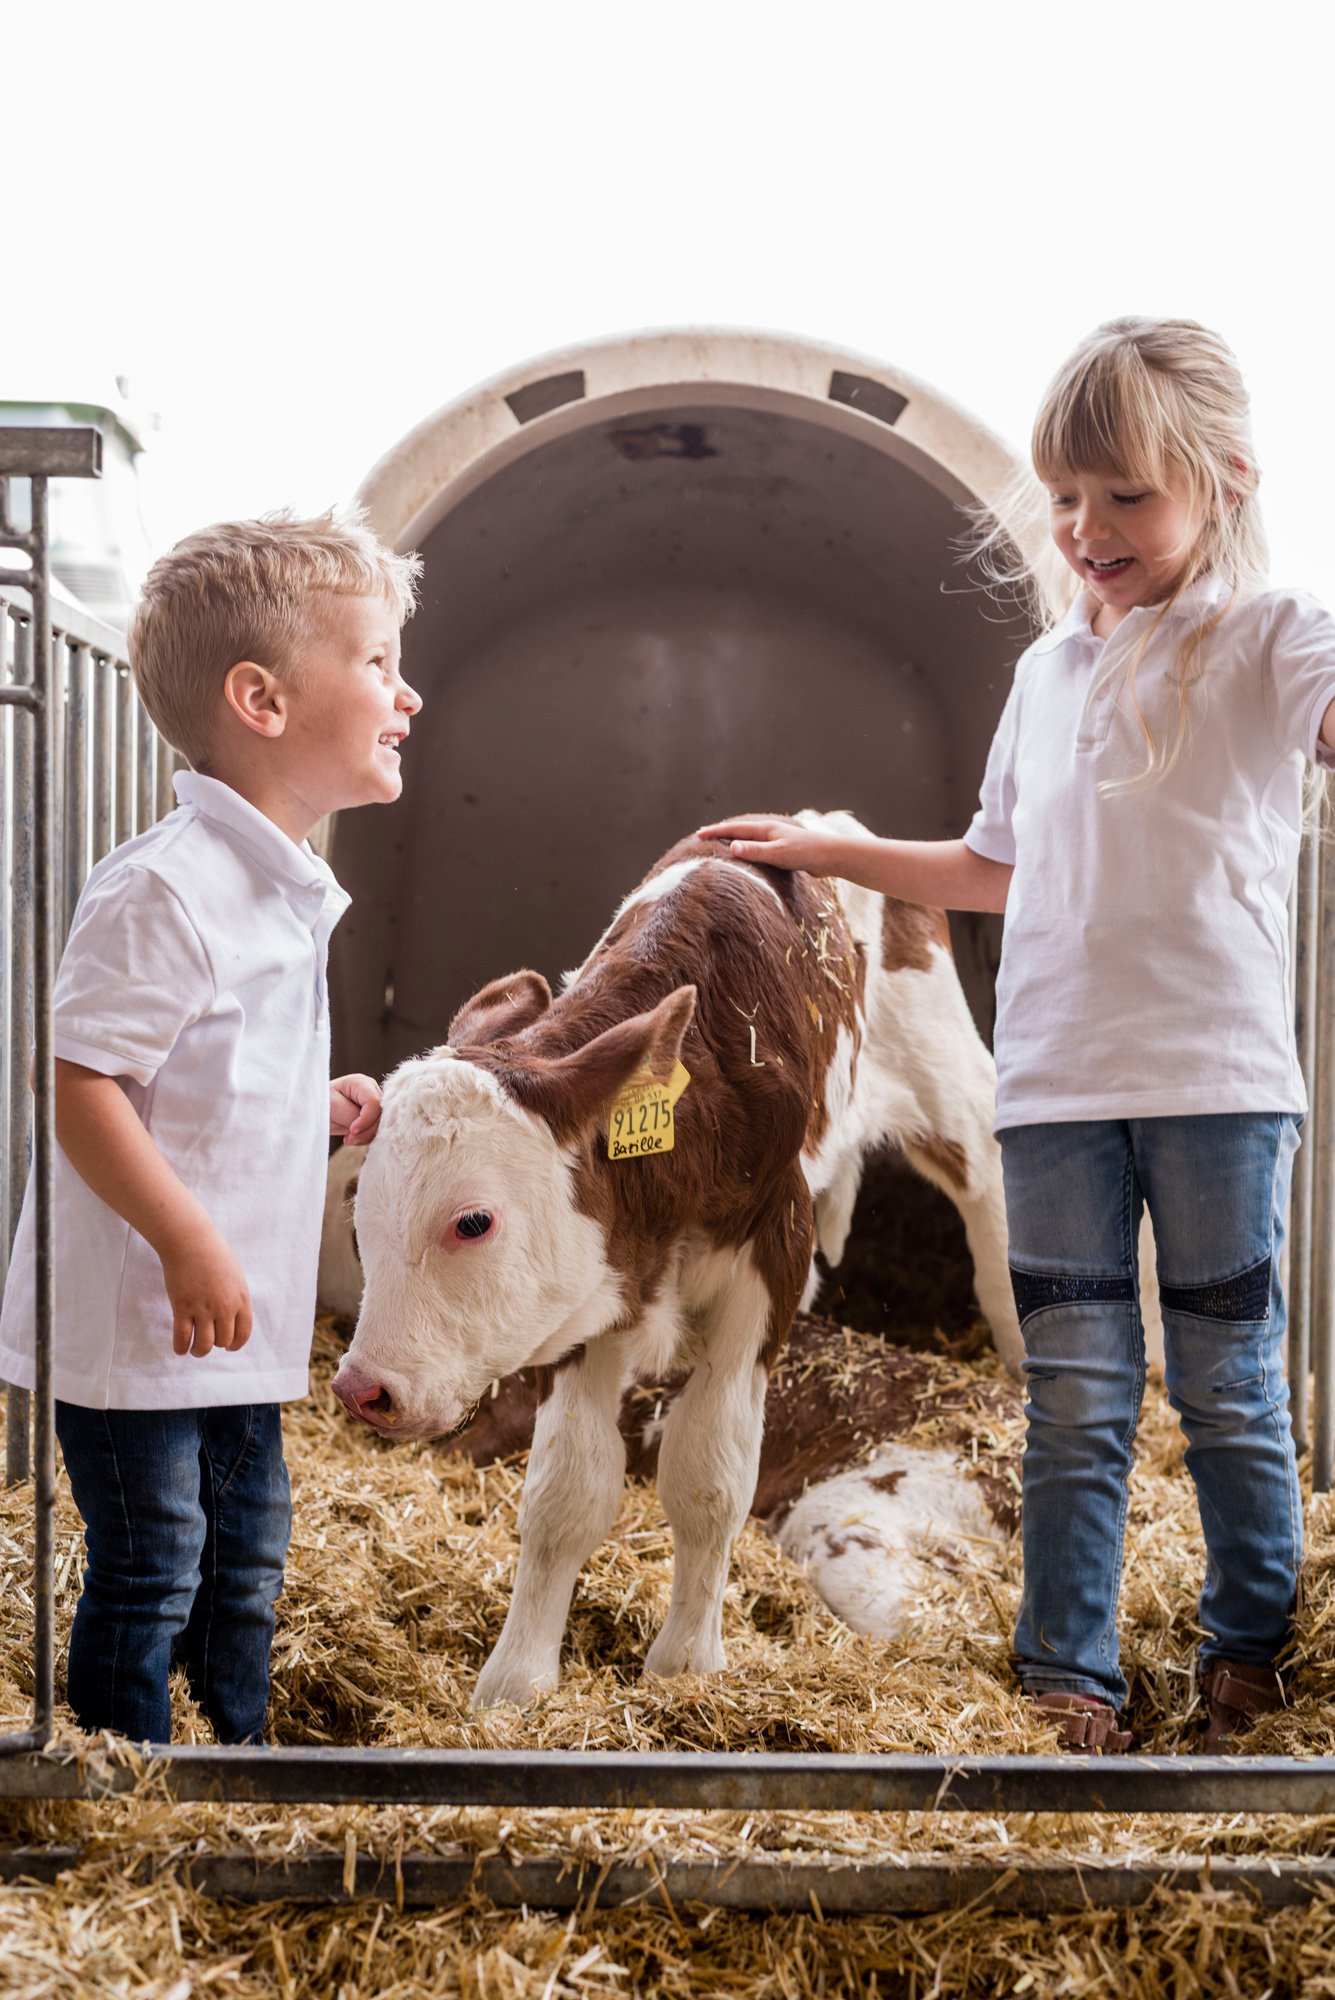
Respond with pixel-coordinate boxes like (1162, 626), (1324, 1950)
(1159, 1254), (1271, 1324)
(1009, 1263), (1135, 1327)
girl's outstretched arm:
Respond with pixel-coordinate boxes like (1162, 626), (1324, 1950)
(1320, 695), (1335, 754)
(695, 814), (1012, 914)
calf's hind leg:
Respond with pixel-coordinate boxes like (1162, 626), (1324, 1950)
(472, 1337), (627, 1710)
(644, 1252), (773, 1679)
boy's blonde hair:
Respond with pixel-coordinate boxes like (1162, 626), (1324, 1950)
(975, 317), (1269, 794)
(129, 509), (422, 770)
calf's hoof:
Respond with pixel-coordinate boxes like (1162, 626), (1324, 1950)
(471, 1654), (558, 1711)
(643, 1628), (727, 1679)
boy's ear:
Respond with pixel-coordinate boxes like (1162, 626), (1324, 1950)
(224, 662), (287, 739)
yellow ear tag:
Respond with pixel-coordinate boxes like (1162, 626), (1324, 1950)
(607, 1060), (691, 1162)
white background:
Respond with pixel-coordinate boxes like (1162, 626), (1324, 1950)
(8, 1), (1332, 599)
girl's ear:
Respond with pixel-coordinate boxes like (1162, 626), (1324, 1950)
(1224, 453), (1251, 512)
(224, 662), (287, 739)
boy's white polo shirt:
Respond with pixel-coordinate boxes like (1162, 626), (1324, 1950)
(0, 773), (351, 1410)
(965, 578), (1335, 1131)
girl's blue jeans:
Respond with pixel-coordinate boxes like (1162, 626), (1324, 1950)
(1000, 1114), (1303, 1710)
(55, 1400), (291, 1744)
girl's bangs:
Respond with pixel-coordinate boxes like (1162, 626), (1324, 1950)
(1032, 356), (1170, 491)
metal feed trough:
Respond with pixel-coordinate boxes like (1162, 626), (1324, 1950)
(4, 398), (1335, 1914)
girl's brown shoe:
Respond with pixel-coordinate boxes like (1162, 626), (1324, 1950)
(1031, 1691), (1133, 1753)
(1202, 1660), (1285, 1753)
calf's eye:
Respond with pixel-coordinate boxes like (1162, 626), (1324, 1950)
(455, 1210), (494, 1241)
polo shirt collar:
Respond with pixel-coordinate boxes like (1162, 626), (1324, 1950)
(173, 772), (349, 918)
(1030, 570), (1231, 656)
(1030, 598), (1095, 657)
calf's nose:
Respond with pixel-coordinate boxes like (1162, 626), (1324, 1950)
(333, 1364), (397, 1426)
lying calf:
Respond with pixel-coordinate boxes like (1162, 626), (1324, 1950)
(333, 812), (1019, 1705)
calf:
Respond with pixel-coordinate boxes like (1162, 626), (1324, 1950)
(333, 811), (1019, 1706)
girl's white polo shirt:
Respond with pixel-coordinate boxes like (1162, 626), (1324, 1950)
(0, 773), (351, 1410)
(964, 577), (1335, 1132)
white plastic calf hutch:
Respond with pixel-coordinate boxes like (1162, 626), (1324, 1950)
(329, 329), (1033, 1088)
(327, 331), (1335, 1373)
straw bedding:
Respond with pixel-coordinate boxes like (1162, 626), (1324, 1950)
(3, 1280), (1335, 1996)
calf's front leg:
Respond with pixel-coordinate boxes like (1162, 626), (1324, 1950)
(644, 1252), (772, 1679)
(472, 1336), (627, 1709)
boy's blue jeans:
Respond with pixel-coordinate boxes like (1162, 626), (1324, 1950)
(1000, 1114), (1303, 1710)
(55, 1401), (291, 1744)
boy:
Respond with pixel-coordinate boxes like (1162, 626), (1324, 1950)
(0, 510), (421, 1743)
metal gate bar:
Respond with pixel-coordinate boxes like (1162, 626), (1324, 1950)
(105, 1851), (1335, 1912)
(3, 615), (34, 1485)
(1310, 835), (1335, 1489)
(0, 613), (13, 1460)
(5, 1847), (1335, 1912)
(1289, 831), (1320, 1450)
(1, 1745), (1335, 1814)
(0, 457), (56, 1747)
(0, 427), (102, 1752)
(1, 446), (158, 1497)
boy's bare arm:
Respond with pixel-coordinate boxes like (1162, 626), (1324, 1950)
(695, 815), (1012, 914)
(54, 1059), (252, 1358)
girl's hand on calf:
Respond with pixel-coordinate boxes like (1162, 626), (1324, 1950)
(694, 815), (838, 874)
(331, 1073), (382, 1144)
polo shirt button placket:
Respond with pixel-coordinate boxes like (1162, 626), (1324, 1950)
(297, 882), (333, 1010)
(1074, 638), (1106, 755)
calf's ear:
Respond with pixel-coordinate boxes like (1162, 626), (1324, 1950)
(448, 971), (553, 1048)
(507, 986), (697, 1144)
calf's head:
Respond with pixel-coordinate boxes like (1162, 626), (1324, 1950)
(332, 972), (695, 1439)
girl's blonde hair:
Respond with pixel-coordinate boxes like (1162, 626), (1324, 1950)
(975, 317), (1269, 794)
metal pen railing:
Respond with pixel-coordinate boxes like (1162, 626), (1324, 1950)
(0, 426), (101, 1752)
(2, 527), (176, 1502)
(1289, 818), (1335, 1486)
(3, 426), (1335, 1903)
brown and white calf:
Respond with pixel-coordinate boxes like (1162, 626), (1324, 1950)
(332, 810), (1020, 1706)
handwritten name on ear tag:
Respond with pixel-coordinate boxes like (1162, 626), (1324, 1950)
(607, 1061), (691, 1162)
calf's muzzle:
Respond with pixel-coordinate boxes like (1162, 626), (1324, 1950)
(332, 1362), (399, 1429)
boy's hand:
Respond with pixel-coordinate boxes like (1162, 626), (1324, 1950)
(160, 1226), (253, 1358)
(331, 1073), (382, 1145)
(695, 814), (839, 875)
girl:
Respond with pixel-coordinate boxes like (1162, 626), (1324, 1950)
(699, 317), (1335, 1753)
